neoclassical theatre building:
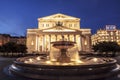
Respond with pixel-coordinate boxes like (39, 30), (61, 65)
(27, 13), (91, 53)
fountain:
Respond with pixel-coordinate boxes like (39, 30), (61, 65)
(50, 35), (76, 63)
(9, 35), (120, 80)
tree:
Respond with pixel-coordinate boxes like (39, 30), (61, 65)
(2, 42), (17, 53)
(92, 41), (120, 56)
(17, 44), (27, 53)
(0, 42), (27, 56)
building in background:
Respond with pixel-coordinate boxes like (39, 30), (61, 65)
(0, 34), (26, 46)
(92, 25), (120, 45)
(27, 13), (91, 53)
(10, 36), (26, 45)
(0, 34), (10, 46)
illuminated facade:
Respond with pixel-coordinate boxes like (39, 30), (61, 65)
(0, 34), (10, 46)
(92, 25), (120, 45)
(0, 34), (26, 46)
(10, 36), (26, 45)
(27, 13), (91, 53)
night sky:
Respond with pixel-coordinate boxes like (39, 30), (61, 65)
(0, 0), (120, 36)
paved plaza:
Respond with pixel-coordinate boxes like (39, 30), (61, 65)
(0, 57), (34, 80)
(0, 56), (120, 80)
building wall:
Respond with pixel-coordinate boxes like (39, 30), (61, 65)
(10, 37), (26, 45)
(27, 13), (91, 53)
(38, 13), (80, 29)
(92, 25), (120, 45)
(27, 33), (37, 53)
(0, 34), (26, 46)
(38, 20), (80, 30)
(0, 34), (10, 46)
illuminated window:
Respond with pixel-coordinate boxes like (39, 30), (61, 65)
(111, 37), (113, 39)
(46, 24), (49, 27)
(111, 32), (113, 35)
(117, 37), (119, 39)
(74, 24), (77, 27)
(52, 24), (54, 26)
(31, 41), (34, 45)
(101, 31), (104, 34)
(117, 40), (119, 42)
(69, 24), (72, 27)
(116, 31), (118, 34)
(42, 24), (44, 27)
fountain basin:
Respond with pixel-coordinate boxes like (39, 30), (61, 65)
(9, 56), (120, 80)
(51, 41), (75, 49)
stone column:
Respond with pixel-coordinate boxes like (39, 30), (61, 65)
(37, 35), (39, 52)
(74, 35), (76, 42)
(55, 35), (57, 41)
(43, 35), (45, 52)
(61, 35), (62, 41)
(79, 35), (82, 51)
(81, 36), (85, 51)
(35, 35), (38, 51)
(49, 35), (51, 51)
(86, 35), (91, 52)
(39, 35), (42, 52)
(68, 35), (70, 41)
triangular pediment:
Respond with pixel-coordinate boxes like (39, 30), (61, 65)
(41, 26), (80, 32)
(38, 13), (80, 20)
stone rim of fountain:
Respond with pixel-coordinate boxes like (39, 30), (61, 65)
(9, 56), (120, 80)
(14, 56), (117, 67)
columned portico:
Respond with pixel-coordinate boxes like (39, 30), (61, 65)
(27, 13), (91, 53)
(30, 33), (90, 52)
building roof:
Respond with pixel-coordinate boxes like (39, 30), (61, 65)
(38, 13), (80, 21)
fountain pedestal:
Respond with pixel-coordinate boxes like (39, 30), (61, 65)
(51, 41), (75, 63)
(58, 49), (70, 63)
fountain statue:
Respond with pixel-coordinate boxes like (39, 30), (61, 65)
(9, 35), (120, 80)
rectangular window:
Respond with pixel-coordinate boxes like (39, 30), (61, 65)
(69, 24), (72, 27)
(52, 24), (54, 26)
(42, 24), (44, 27)
(74, 24), (77, 27)
(46, 24), (49, 27)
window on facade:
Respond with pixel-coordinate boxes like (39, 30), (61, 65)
(101, 31), (104, 34)
(31, 41), (34, 45)
(46, 24), (49, 27)
(111, 32), (113, 35)
(69, 24), (72, 27)
(52, 24), (55, 26)
(116, 31), (119, 35)
(111, 37), (113, 39)
(74, 24), (77, 27)
(62, 23), (64, 26)
(117, 40), (119, 42)
(42, 24), (44, 27)
(117, 37), (119, 39)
